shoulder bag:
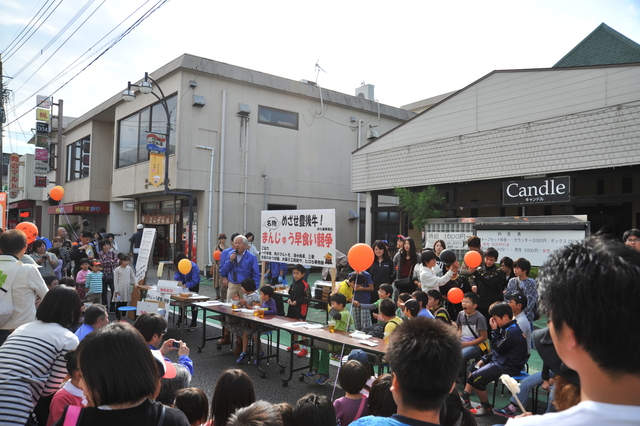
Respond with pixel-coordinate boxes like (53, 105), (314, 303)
(464, 314), (489, 354)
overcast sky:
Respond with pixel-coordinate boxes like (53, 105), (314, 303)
(1, 0), (639, 154)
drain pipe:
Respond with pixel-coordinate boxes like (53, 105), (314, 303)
(262, 174), (269, 210)
(243, 116), (250, 234)
(356, 119), (364, 243)
(218, 91), (227, 236)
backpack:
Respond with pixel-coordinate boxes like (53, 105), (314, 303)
(363, 321), (386, 339)
(0, 264), (20, 327)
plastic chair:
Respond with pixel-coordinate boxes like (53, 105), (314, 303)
(492, 370), (530, 407)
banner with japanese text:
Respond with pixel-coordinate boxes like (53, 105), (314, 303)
(149, 153), (164, 187)
(260, 209), (335, 267)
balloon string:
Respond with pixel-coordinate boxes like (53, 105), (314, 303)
(60, 209), (80, 242)
(330, 272), (359, 402)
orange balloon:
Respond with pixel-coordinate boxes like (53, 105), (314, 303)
(16, 222), (39, 244)
(50, 186), (64, 201)
(464, 250), (482, 269)
(448, 288), (464, 304)
(347, 243), (375, 272)
(178, 258), (192, 275)
(213, 251), (221, 261)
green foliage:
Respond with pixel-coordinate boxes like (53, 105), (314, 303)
(394, 186), (445, 230)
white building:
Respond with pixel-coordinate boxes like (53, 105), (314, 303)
(56, 54), (414, 266)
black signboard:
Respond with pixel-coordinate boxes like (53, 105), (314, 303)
(502, 176), (571, 206)
(36, 122), (49, 133)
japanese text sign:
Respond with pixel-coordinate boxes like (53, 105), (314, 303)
(260, 209), (335, 267)
(157, 280), (183, 294)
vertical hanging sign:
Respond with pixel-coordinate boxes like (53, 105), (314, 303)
(8, 154), (19, 199)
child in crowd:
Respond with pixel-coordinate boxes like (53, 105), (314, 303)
(351, 272), (373, 331)
(419, 250), (454, 292)
(46, 350), (86, 426)
(306, 293), (353, 385)
(396, 293), (412, 319)
(402, 299), (420, 318)
(506, 291), (531, 353)
(333, 360), (371, 425)
(331, 273), (358, 304)
(367, 374), (397, 417)
(293, 394), (336, 426)
(113, 254), (136, 320)
(85, 260), (103, 304)
(411, 291), (435, 319)
(234, 279), (261, 364)
(346, 349), (375, 396)
(75, 258), (90, 301)
(250, 286), (278, 365)
(427, 289), (451, 324)
(208, 369), (255, 426)
(462, 302), (528, 416)
(505, 257), (538, 323)
(439, 261), (471, 320)
(353, 283), (392, 314)
(456, 291), (489, 378)
(470, 247), (506, 325)
(379, 298), (403, 337)
(286, 264), (311, 357)
(173, 387), (209, 426)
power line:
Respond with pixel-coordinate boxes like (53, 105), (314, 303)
(11, 0), (99, 80)
(12, 0), (106, 93)
(6, 0), (153, 116)
(3, 0), (65, 62)
(1, 0), (53, 55)
(3, 0), (170, 129)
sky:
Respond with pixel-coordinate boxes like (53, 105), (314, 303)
(1, 0), (639, 155)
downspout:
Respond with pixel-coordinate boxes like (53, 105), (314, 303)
(262, 174), (269, 211)
(243, 116), (250, 234)
(218, 91), (227, 236)
(356, 119), (364, 243)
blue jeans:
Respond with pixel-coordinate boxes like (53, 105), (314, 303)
(461, 344), (484, 377)
(510, 371), (542, 408)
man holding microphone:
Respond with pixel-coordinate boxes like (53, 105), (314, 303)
(220, 235), (261, 301)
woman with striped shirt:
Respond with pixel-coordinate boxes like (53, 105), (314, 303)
(0, 285), (81, 425)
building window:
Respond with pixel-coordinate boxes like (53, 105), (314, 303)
(258, 106), (298, 130)
(117, 94), (177, 168)
(48, 143), (57, 170)
(66, 136), (90, 182)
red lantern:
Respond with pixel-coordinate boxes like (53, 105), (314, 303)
(347, 243), (375, 272)
(16, 222), (38, 244)
(447, 287), (464, 304)
(464, 250), (482, 269)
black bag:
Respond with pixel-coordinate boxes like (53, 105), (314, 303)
(394, 263), (417, 294)
(363, 321), (386, 339)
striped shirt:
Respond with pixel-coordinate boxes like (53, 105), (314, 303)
(86, 271), (103, 294)
(0, 320), (78, 425)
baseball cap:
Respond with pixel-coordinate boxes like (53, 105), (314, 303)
(397, 235), (405, 241)
(137, 224), (144, 229)
(532, 328), (579, 386)
(347, 349), (371, 365)
(506, 291), (528, 309)
(151, 349), (177, 379)
(218, 233), (227, 239)
(92, 260), (102, 266)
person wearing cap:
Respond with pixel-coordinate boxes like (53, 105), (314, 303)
(507, 235), (640, 425)
(129, 224), (144, 268)
(84, 260), (104, 304)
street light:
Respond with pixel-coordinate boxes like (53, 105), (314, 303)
(123, 72), (195, 261)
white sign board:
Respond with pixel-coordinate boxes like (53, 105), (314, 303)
(425, 231), (475, 250)
(476, 229), (586, 266)
(145, 289), (170, 321)
(260, 209), (336, 267)
(135, 228), (157, 282)
(36, 95), (52, 109)
(136, 301), (160, 316)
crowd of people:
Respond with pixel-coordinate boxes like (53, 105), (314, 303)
(0, 224), (639, 425)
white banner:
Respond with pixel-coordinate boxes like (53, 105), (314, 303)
(135, 228), (157, 282)
(425, 231), (475, 250)
(157, 280), (183, 294)
(476, 229), (586, 266)
(145, 289), (170, 321)
(260, 209), (335, 267)
(136, 301), (160, 316)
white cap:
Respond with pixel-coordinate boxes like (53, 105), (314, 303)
(137, 224), (144, 229)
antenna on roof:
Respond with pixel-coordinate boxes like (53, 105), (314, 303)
(314, 60), (326, 116)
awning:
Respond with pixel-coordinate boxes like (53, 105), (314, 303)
(8, 200), (35, 210)
(48, 201), (110, 215)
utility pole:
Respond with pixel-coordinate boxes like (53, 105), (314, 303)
(0, 54), (5, 188)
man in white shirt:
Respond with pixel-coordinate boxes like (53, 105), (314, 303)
(507, 235), (640, 425)
(0, 230), (48, 346)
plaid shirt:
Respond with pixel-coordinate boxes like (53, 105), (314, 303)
(98, 250), (118, 278)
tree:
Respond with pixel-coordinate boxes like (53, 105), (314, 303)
(394, 186), (445, 230)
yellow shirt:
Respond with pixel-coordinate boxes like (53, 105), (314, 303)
(328, 280), (354, 311)
(384, 317), (403, 335)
